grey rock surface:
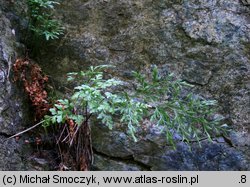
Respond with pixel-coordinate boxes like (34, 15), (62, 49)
(36, 0), (250, 170)
(91, 123), (250, 170)
(0, 0), (54, 170)
(92, 154), (146, 171)
(0, 6), (28, 170)
(1, 0), (249, 170)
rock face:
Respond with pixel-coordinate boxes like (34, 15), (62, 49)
(1, 0), (249, 170)
(0, 0), (29, 170)
(92, 123), (250, 170)
(35, 0), (250, 170)
(0, 0), (55, 170)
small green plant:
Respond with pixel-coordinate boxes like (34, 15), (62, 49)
(42, 65), (229, 170)
(43, 65), (228, 146)
(27, 0), (64, 40)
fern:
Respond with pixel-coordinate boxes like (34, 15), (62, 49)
(27, 0), (64, 40)
(44, 65), (228, 147)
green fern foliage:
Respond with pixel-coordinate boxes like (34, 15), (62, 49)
(27, 0), (64, 40)
(44, 65), (228, 147)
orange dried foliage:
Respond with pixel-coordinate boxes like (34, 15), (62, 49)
(13, 58), (50, 120)
(66, 118), (76, 138)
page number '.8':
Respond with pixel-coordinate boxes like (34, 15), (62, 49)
(239, 175), (247, 183)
